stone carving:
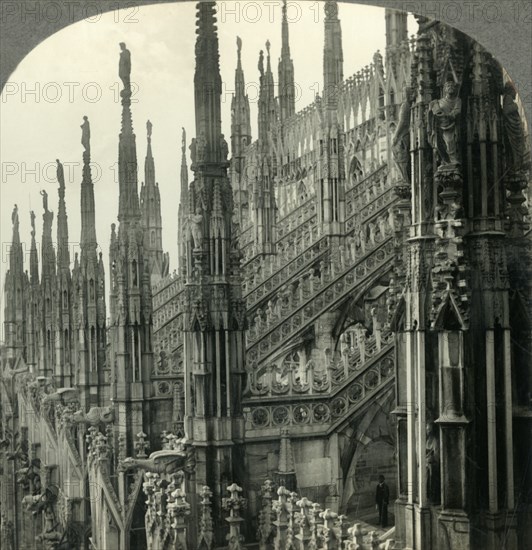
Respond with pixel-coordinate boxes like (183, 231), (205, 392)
(502, 81), (528, 173)
(426, 420), (441, 504)
(71, 405), (114, 425)
(428, 81), (462, 166)
(121, 448), (195, 475)
(119, 42), (131, 90)
(391, 86), (414, 182)
(80, 115), (90, 153)
(188, 206), (204, 249)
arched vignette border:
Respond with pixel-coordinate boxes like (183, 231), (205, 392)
(0, 0), (531, 131)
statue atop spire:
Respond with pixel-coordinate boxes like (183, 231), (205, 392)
(30, 210), (35, 236)
(12, 204), (19, 229)
(237, 36), (242, 60)
(181, 127), (186, 157)
(41, 189), (49, 213)
(57, 159), (65, 193)
(81, 116), (90, 156)
(147, 119), (153, 140)
(258, 50), (264, 77)
(119, 42), (131, 92)
(279, 0), (295, 122)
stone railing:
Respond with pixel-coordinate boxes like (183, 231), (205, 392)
(246, 329), (393, 398)
(136, 475), (397, 549)
(243, 230), (328, 302)
(244, 192), (397, 313)
(246, 237), (395, 365)
(244, 347), (394, 432)
(276, 197), (316, 238)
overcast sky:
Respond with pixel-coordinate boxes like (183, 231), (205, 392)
(0, 1), (416, 336)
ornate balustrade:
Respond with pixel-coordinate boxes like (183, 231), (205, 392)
(137, 473), (396, 549)
(244, 346), (394, 434)
(246, 329), (393, 399)
(243, 231), (328, 302)
(243, 178), (395, 311)
(276, 197), (316, 238)
(246, 237), (395, 365)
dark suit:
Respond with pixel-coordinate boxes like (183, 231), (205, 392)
(376, 481), (389, 527)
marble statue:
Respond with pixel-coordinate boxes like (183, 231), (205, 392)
(80, 117), (91, 157)
(392, 86), (414, 182)
(502, 81), (528, 173)
(119, 42), (131, 90)
(428, 81), (462, 165)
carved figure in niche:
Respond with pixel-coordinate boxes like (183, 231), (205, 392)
(190, 138), (197, 165)
(119, 42), (131, 91)
(338, 244), (346, 268)
(189, 206), (204, 249)
(378, 214), (388, 239)
(347, 235), (356, 261)
(340, 333), (350, 367)
(368, 221), (376, 245)
(196, 135), (207, 161)
(426, 420), (441, 504)
(353, 323), (366, 362)
(357, 226), (366, 254)
(392, 86), (415, 182)
(220, 134), (229, 161)
(502, 81), (528, 173)
(371, 307), (382, 350)
(428, 81), (462, 166)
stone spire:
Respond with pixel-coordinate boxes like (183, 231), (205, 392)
(55, 159), (72, 387)
(56, 159), (70, 273)
(80, 116), (98, 269)
(3, 205), (26, 358)
(384, 9), (409, 82)
(41, 188), (56, 377)
(258, 40), (277, 145)
(140, 120), (169, 282)
(323, 0), (343, 108)
(180, 127), (188, 206)
(27, 210), (40, 369)
(274, 429), (297, 491)
(231, 37), (251, 226)
(193, 1), (224, 167)
(178, 127), (189, 271)
(41, 189), (55, 284)
(183, 4), (246, 544)
(118, 42), (140, 224)
(278, 0), (295, 122)
(29, 210), (39, 286)
(109, 42), (154, 454)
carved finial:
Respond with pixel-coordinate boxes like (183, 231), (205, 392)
(147, 119), (152, 139)
(30, 210), (35, 234)
(12, 204), (18, 226)
(181, 127), (186, 155)
(237, 36), (242, 57)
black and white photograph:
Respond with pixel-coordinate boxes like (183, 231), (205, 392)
(0, 1), (530, 548)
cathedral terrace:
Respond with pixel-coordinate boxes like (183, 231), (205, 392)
(0, 1), (530, 549)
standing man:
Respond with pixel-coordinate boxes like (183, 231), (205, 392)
(375, 474), (389, 528)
